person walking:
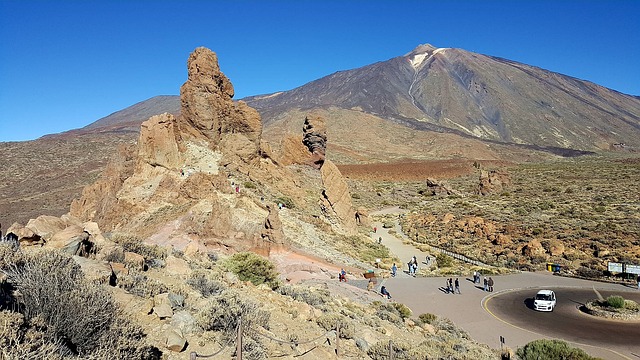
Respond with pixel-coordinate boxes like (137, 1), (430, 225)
(455, 278), (461, 294)
(637, 274), (639, 290)
(483, 277), (488, 292)
(391, 263), (397, 277)
(488, 277), (494, 292)
(448, 278), (453, 294)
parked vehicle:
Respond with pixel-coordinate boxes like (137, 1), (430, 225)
(533, 290), (556, 312)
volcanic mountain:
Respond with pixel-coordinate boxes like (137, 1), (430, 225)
(245, 44), (640, 153)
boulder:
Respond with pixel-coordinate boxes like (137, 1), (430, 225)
(48, 225), (90, 255)
(164, 328), (186, 352)
(124, 251), (145, 271)
(426, 178), (453, 196)
(165, 255), (192, 276)
(6, 223), (43, 246)
(477, 169), (511, 195)
(153, 293), (174, 319)
(72, 256), (114, 284)
(25, 215), (67, 241)
(521, 239), (546, 258)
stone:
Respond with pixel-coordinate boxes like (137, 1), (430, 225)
(521, 239), (546, 258)
(72, 256), (114, 284)
(165, 328), (186, 352)
(124, 251), (145, 271)
(170, 310), (197, 335)
(6, 223), (43, 246)
(477, 169), (511, 195)
(426, 178), (453, 196)
(165, 255), (192, 276)
(48, 225), (89, 255)
(25, 215), (67, 241)
(167, 292), (185, 310)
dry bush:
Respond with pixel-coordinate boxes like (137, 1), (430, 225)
(187, 270), (224, 297)
(117, 270), (169, 298)
(85, 314), (162, 360)
(0, 311), (65, 359)
(197, 289), (269, 338)
(4, 250), (115, 354)
(279, 284), (331, 307)
(316, 312), (355, 339)
(112, 233), (167, 263)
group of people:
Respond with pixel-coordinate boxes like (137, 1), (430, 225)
(445, 278), (461, 294)
(483, 277), (495, 292)
(408, 256), (418, 275)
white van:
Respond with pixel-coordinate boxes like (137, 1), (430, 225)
(533, 290), (556, 312)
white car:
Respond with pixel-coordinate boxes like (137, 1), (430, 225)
(533, 290), (556, 312)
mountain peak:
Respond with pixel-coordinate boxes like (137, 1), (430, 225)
(406, 43), (437, 56)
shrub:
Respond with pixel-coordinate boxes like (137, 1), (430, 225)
(436, 253), (453, 268)
(316, 313), (355, 339)
(117, 270), (169, 298)
(243, 181), (256, 189)
(279, 285), (331, 306)
(417, 312), (438, 325)
(112, 234), (167, 262)
(372, 302), (412, 325)
(275, 196), (295, 209)
(187, 271), (224, 297)
(197, 289), (269, 338)
(605, 295), (625, 309)
(516, 339), (597, 360)
(3, 250), (116, 355)
(224, 252), (279, 288)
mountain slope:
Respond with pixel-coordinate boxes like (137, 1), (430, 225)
(245, 44), (640, 151)
(84, 95), (180, 131)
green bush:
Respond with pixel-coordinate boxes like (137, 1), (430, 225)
(243, 181), (256, 189)
(605, 295), (625, 309)
(516, 339), (597, 360)
(224, 252), (279, 288)
(417, 313), (438, 325)
(436, 253), (453, 268)
(275, 196), (295, 209)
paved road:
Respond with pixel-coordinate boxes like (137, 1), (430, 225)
(369, 207), (640, 359)
(486, 287), (640, 358)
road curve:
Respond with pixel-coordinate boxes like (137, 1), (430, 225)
(484, 287), (640, 358)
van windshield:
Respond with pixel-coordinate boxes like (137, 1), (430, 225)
(535, 293), (553, 301)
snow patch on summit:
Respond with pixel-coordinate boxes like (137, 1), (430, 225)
(410, 53), (428, 69)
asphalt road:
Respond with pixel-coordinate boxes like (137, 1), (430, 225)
(484, 288), (640, 357)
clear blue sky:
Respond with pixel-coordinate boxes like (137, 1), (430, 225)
(1, 0), (639, 142)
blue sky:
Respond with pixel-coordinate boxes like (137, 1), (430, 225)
(1, 1), (639, 142)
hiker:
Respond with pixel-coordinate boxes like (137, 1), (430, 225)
(448, 278), (454, 294)
(367, 278), (375, 291)
(378, 236), (382, 244)
(488, 277), (494, 292)
(339, 269), (347, 282)
(636, 274), (639, 290)
(373, 226), (377, 233)
(391, 263), (397, 277)
(455, 278), (461, 294)
(380, 286), (391, 299)
(483, 277), (488, 292)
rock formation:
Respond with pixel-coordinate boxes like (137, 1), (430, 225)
(260, 204), (285, 244)
(179, 47), (262, 171)
(320, 160), (357, 234)
(477, 169), (511, 195)
(426, 178), (454, 196)
(302, 115), (327, 169)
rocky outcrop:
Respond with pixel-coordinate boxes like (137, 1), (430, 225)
(477, 169), (511, 195)
(179, 47), (262, 169)
(261, 204), (285, 244)
(426, 178), (454, 196)
(320, 160), (357, 234)
(138, 113), (182, 170)
(302, 115), (327, 169)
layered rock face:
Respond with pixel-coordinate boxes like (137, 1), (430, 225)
(138, 113), (182, 170)
(320, 160), (357, 234)
(302, 115), (327, 169)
